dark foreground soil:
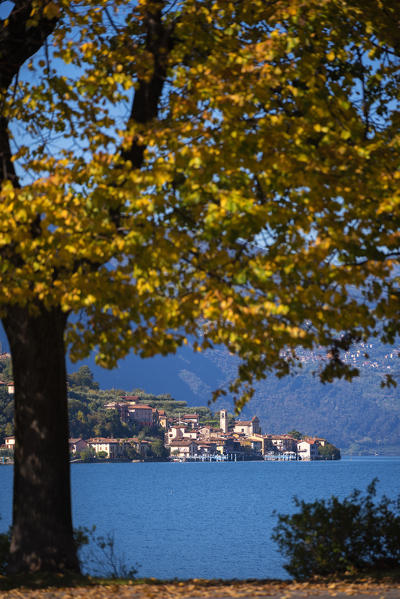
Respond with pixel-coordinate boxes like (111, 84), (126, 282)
(0, 579), (400, 599)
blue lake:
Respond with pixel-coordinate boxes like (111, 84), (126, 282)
(1, 457), (400, 580)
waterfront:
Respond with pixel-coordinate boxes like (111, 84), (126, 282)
(1, 457), (400, 580)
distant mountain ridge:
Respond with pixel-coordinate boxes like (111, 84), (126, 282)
(1, 323), (399, 454)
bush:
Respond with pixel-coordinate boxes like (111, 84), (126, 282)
(79, 447), (96, 460)
(75, 526), (138, 579)
(272, 479), (400, 580)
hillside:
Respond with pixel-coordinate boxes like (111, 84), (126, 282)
(1, 324), (399, 454)
(75, 342), (400, 454)
(80, 343), (400, 455)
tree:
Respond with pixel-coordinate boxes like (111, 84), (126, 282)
(92, 410), (128, 438)
(0, 0), (399, 574)
(150, 438), (168, 459)
(68, 366), (99, 390)
(286, 430), (303, 441)
(318, 442), (341, 460)
(79, 446), (96, 461)
(0, 356), (13, 382)
(272, 480), (400, 579)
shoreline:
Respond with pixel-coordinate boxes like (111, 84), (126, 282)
(3, 454), (400, 468)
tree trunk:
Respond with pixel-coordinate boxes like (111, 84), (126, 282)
(2, 304), (80, 574)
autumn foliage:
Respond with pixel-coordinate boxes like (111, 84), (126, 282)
(1, 0), (399, 405)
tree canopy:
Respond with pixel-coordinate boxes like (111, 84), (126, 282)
(1, 0), (399, 406)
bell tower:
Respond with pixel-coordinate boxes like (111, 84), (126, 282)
(220, 409), (228, 434)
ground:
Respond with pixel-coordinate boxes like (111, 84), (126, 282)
(0, 580), (400, 599)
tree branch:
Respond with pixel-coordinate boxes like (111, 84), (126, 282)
(0, 0), (59, 92)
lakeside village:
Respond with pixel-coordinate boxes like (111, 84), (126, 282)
(3, 397), (340, 464)
(0, 360), (340, 464)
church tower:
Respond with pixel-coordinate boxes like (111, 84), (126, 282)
(220, 409), (228, 434)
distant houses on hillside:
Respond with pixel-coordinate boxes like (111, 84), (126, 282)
(163, 409), (337, 461)
(1, 396), (340, 464)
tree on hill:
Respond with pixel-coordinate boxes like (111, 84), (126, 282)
(0, 0), (399, 574)
(68, 366), (99, 390)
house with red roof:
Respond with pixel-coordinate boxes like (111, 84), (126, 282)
(297, 439), (320, 460)
(86, 437), (126, 458)
(169, 438), (197, 459)
(127, 404), (154, 427)
(180, 414), (200, 428)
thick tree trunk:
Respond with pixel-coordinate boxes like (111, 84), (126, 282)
(2, 304), (80, 574)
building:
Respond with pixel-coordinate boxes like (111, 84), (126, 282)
(104, 399), (159, 428)
(297, 440), (320, 460)
(121, 395), (140, 402)
(166, 424), (186, 444)
(127, 404), (154, 427)
(169, 439), (197, 459)
(104, 401), (130, 422)
(267, 435), (298, 453)
(233, 416), (261, 436)
(180, 414), (200, 428)
(69, 438), (88, 455)
(182, 428), (198, 440)
(87, 438), (125, 458)
(196, 440), (217, 456)
(2, 436), (15, 451)
(220, 409), (228, 434)
(198, 425), (213, 438)
(216, 437), (242, 456)
(151, 408), (160, 427)
(158, 410), (168, 428)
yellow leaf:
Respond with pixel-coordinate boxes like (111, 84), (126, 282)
(43, 1), (60, 19)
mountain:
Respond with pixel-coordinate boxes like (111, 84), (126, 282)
(1, 322), (400, 454)
(69, 340), (400, 454)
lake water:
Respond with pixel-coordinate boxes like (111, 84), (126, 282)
(1, 457), (400, 580)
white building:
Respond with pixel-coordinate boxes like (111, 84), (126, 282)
(87, 438), (125, 458)
(4, 436), (15, 449)
(297, 440), (320, 460)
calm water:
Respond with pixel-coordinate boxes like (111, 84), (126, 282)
(1, 457), (400, 579)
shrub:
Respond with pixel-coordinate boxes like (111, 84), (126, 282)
(76, 526), (138, 579)
(272, 479), (400, 580)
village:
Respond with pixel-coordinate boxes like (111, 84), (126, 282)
(100, 396), (340, 461)
(0, 383), (340, 463)
(1, 396), (339, 462)
(75, 399), (337, 461)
